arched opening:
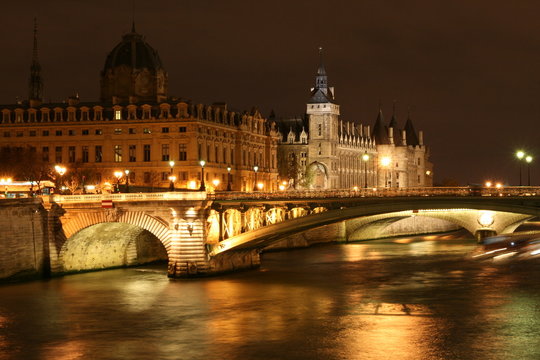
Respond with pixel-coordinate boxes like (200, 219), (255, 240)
(59, 223), (168, 273)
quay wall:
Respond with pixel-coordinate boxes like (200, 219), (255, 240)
(0, 199), (47, 282)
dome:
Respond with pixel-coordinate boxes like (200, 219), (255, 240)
(100, 24), (168, 103)
(103, 27), (164, 73)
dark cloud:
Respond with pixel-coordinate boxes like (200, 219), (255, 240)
(1, 0), (539, 185)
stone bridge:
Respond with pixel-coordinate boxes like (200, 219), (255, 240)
(34, 187), (540, 278)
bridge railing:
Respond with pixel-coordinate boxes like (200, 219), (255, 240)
(210, 186), (540, 200)
(42, 191), (208, 203)
(30, 186), (540, 203)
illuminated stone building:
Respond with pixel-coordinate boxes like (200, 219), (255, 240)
(275, 51), (433, 189)
(0, 23), (279, 192)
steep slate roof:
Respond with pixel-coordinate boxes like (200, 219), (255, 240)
(372, 108), (390, 145)
(404, 116), (420, 146)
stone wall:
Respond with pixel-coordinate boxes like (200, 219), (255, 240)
(0, 199), (47, 281)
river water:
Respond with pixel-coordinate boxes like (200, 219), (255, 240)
(2, 231), (540, 360)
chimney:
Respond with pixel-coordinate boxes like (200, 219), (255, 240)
(419, 131), (424, 146)
(388, 127), (394, 145)
(402, 130), (407, 146)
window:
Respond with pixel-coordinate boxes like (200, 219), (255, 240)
(115, 110), (121, 120)
(231, 149), (234, 165)
(180, 172), (188, 181)
(318, 124), (322, 136)
(162, 127), (169, 133)
(129, 145), (136, 162)
(129, 128), (136, 134)
(143, 145), (151, 162)
(179, 144), (187, 161)
(68, 146), (76, 163)
(82, 146), (89, 163)
(161, 172), (169, 181)
(55, 130), (62, 136)
(68, 130), (75, 136)
(29, 131), (36, 137)
(95, 129), (102, 135)
(143, 128), (151, 134)
(3, 131), (12, 137)
(81, 111), (89, 121)
(42, 147), (49, 162)
(114, 145), (122, 162)
(82, 129), (89, 135)
(16, 132), (23, 137)
(55, 146), (62, 163)
(144, 172), (151, 183)
(42, 130), (49, 136)
(179, 126), (187, 133)
(114, 128), (122, 135)
(161, 144), (170, 161)
(95, 146), (102, 163)
(215, 146), (219, 163)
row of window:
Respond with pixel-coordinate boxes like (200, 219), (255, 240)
(2, 126), (188, 138)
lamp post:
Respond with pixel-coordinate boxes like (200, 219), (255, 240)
(526, 155), (533, 186)
(54, 165), (66, 194)
(227, 166), (232, 191)
(199, 160), (206, 191)
(124, 169), (130, 193)
(114, 171), (123, 193)
(516, 150), (525, 186)
(362, 153), (370, 189)
(253, 165), (259, 191)
(169, 160), (175, 191)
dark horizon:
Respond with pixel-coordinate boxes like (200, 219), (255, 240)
(1, 0), (539, 186)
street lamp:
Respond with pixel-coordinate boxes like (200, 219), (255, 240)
(516, 150), (525, 186)
(1, 178), (12, 197)
(114, 171), (123, 193)
(362, 153), (370, 189)
(124, 169), (130, 193)
(380, 156), (391, 188)
(212, 179), (220, 190)
(526, 155), (533, 186)
(226, 166), (232, 191)
(253, 165), (259, 191)
(199, 160), (206, 191)
(54, 165), (66, 194)
(169, 160), (175, 191)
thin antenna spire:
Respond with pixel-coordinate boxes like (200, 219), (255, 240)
(29, 17), (43, 103)
(32, 17), (39, 61)
(131, 0), (136, 32)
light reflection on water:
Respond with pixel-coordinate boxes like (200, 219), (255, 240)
(2, 232), (540, 359)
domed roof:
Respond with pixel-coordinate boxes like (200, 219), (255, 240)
(103, 24), (164, 73)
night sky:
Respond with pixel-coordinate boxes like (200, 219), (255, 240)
(1, 1), (539, 186)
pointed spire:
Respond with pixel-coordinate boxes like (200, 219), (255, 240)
(317, 46), (326, 76)
(308, 46), (334, 103)
(28, 17), (43, 104)
(372, 105), (390, 145)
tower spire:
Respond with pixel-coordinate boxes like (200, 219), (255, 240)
(28, 17), (43, 105)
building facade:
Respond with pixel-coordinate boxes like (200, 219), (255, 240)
(0, 23), (279, 192)
(276, 51), (433, 190)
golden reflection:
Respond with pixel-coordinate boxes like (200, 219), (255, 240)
(121, 279), (168, 312)
(44, 340), (86, 360)
(202, 280), (334, 344)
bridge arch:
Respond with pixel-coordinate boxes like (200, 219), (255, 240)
(60, 210), (172, 250)
(210, 199), (539, 256)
